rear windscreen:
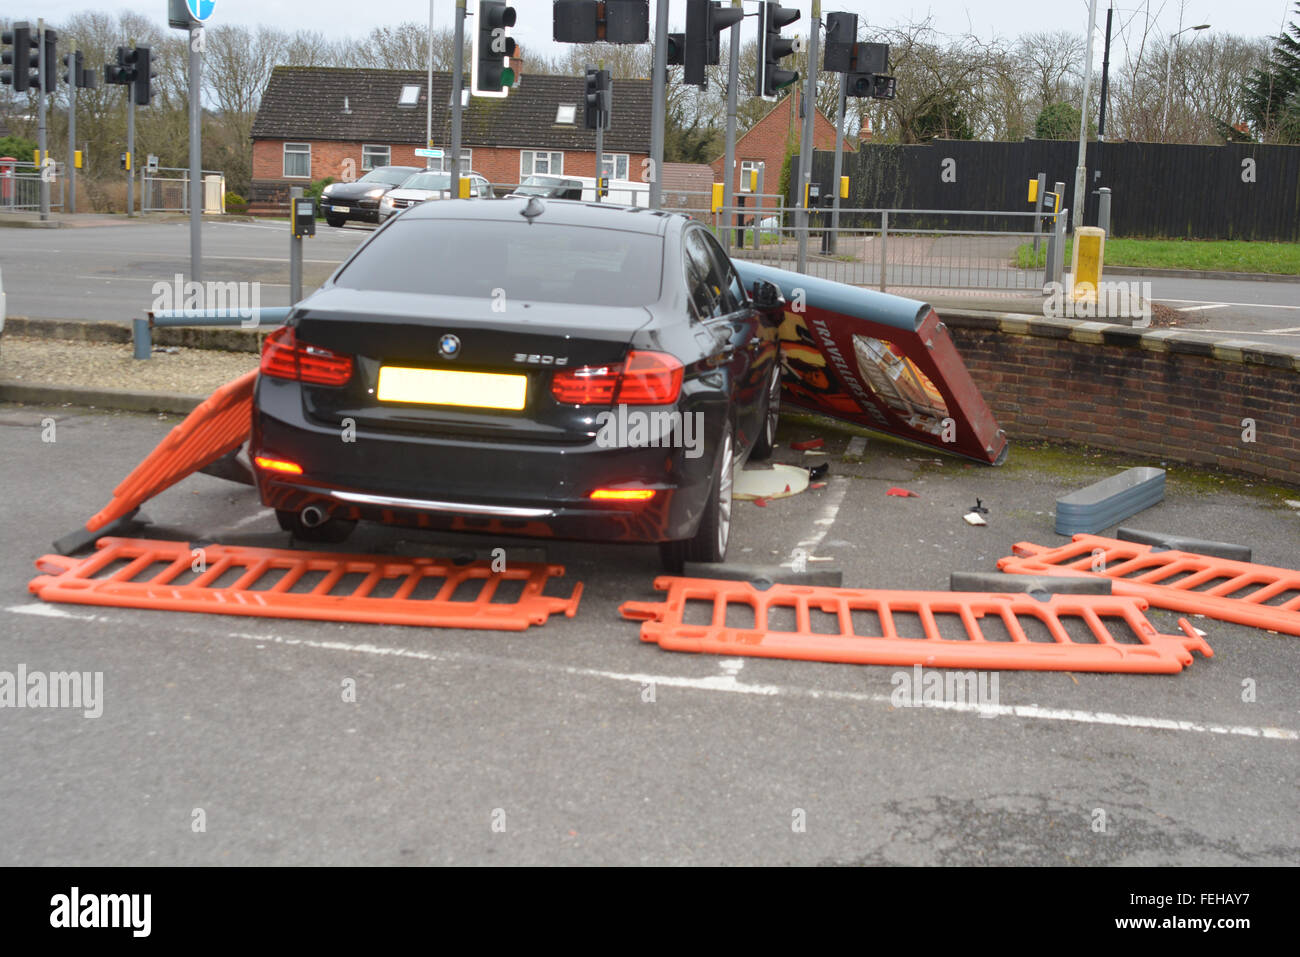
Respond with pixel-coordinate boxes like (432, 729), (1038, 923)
(333, 219), (664, 307)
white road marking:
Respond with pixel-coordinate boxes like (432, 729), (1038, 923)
(75, 275), (290, 288)
(788, 474), (849, 564)
(6, 603), (108, 622)
(1158, 298), (1300, 312)
(1176, 303), (1230, 312)
(8, 603), (1292, 740)
(1193, 328), (1300, 337)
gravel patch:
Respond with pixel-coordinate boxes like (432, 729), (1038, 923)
(0, 336), (257, 395)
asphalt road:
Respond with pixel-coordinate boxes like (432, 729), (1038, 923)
(2, 219), (1298, 344)
(1, 405), (1296, 865)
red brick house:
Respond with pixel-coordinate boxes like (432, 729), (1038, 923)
(710, 92), (855, 215)
(249, 67), (652, 214)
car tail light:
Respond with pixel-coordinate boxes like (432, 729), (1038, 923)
(590, 489), (656, 502)
(551, 351), (683, 405)
(616, 352), (684, 404)
(260, 326), (353, 386)
(254, 455), (304, 475)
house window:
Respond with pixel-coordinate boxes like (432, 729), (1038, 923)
(398, 85), (421, 107)
(283, 142), (311, 179)
(430, 149), (471, 173)
(740, 160), (762, 192)
(600, 153), (629, 181)
(521, 150), (563, 177)
(362, 145), (391, 171)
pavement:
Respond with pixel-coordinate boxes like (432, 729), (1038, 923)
(1, 401), (1297, 866)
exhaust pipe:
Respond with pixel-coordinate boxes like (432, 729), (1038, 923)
(300, 505), (329, 528)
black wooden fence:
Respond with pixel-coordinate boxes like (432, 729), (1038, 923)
(794, 140), (1300, 241)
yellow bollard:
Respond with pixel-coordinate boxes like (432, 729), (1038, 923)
(1071, 226), (1106, 303)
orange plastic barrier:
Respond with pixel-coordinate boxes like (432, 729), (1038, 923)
(999, 535), (1300, 637)
(85, 370), (257, 533)
(30, 537), (583, 631)
(620, 577), (1210, 673)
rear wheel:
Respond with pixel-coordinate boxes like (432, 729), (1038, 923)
(325, 213), (347, 228)
(659, 425), (734, 573)
(276, 508), (357, 544)
(749, 361), (782, 461)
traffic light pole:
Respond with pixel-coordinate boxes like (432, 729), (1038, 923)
(450, 0), (466, 189)
(594, 123), (603, 203)
(649, 0), (668, 209)
(189, 30), (202, 280)
(1073, 0), (1098, 231)
(829, 72), (846, 254)
(127, 91), (136, 217)
(68, 45), (76, 214)
(720, 0), (741, 251)
(37, 20), (49, 222)
(795, 2), (820, 273)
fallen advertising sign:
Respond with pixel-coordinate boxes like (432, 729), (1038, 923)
(734, 261), (1008, 465)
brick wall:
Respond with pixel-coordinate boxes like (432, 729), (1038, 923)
(250, 139), (647, 212)
(944, 313), (1300, 485)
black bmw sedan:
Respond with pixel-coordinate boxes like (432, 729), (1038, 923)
(251, 197), (784, 571)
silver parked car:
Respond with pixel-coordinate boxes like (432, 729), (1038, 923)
(378, 170), (492, 221)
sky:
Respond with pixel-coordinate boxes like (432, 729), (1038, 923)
(18, 0), (1296, 63)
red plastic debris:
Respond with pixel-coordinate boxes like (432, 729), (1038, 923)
(886, 487), (919, 498)
(810, 482), (828, 489)
(753, 498), (769, 507)
(791, 438), (824, 451)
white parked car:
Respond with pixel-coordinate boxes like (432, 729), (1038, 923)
(378, 170), (492, 221)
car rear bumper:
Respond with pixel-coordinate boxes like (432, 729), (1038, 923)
(251, 376), (718, 544)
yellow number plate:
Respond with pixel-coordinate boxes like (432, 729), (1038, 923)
(376, 367), (527, 411)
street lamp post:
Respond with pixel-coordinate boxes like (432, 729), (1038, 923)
(1162, 23), (1210, 140)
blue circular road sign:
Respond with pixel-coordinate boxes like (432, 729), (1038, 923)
(186, 0), (216, 22)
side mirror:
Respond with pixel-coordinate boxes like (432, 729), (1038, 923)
(751, 280), (783, 310)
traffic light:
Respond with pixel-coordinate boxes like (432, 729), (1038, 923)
(1, 22), (39, 93)
(106, 46), (133, 86)
(554, 0), (647, 44)
(472, 1), (516, 98)
(756, 2), (800, 100)
(666, 34), (685, 67)
(822, 11), (857, 72)
(62, 50), (82, 86)
(132, 45), (152, 105)
(846, 42), (895, 100)
(584, 67), (611, 131)
(683, 0), (743, 88)
(40, 27), (58, 94)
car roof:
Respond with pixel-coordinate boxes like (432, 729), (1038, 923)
(403, 196), (683, 235)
